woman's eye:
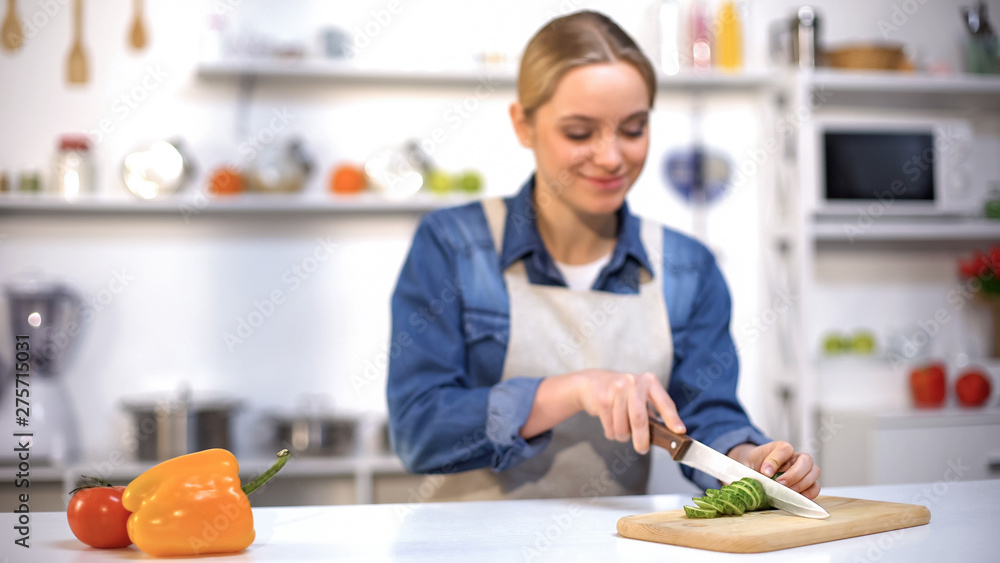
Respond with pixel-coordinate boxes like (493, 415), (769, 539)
(620, 125), (646, 138)
(564, 130), (592, 141)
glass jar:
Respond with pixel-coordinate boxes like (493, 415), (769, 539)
(52, 135), (94, 200)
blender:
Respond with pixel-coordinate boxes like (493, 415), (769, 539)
(0, 279), (84, 465)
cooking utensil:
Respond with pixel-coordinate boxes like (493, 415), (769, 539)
(617, 496), (930, 553)
(122, 138), (195, 199)
(128, 0), (147, 50)
(649, 416), (829, 519)
(66, 0), (88, 84)
(1, 0), (23, 52)
(248, 138), (313, 193)
(122, 393), (241, 462)
(271, 414), (356, 457)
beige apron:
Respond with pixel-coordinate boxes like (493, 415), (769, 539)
(425, 198), (673, 501)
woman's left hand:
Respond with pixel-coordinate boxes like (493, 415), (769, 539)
(727, 442), (821, 499)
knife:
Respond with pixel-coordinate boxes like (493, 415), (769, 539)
(649, 416), (830, 519)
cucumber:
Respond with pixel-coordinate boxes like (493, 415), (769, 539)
(712, 495), (742, 515)
(729, 482), (761, 510)
(684, 477), (775, 519)
(692, 497), (716, 511)
(684, 505), (718, 518)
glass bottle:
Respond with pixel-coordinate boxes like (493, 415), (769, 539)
(52, 135), (94, 200)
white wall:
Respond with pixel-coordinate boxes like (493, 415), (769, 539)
(1, 0), (996, 479)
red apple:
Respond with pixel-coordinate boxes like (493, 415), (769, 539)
(910, 362), (946, 408)
(955, 368), (992, 408)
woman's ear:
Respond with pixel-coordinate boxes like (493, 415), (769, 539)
(509, 102), (534, 149)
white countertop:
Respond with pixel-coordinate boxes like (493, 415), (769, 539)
(8, 479), (997, 562)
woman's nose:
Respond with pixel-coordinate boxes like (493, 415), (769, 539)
(591, 130), (623, 171)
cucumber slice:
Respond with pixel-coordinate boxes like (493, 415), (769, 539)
(729, 482), (761, 510)
(695, 496), (726, 513)
(712, 495), (742, 515)
(719, 490), (747, 513)
(692, 497), (718, 511)
(705, 488), (720, 498)
(684, 505), (718, 518)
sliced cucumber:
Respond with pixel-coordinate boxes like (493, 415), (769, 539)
(692, 497), (718, 511)
(712, 495), (742, 515)
(684, 477), (775, 519)
(684, 505), (718, 518)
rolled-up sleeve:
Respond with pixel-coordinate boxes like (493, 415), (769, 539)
(387, 215), (550, 474)
(666, 251), (770, 491)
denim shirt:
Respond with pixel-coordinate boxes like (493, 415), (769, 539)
(387, 175), (769, 491)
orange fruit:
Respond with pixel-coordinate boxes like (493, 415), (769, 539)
(208, 167), (244, 195)
(330, 164), (367, 194)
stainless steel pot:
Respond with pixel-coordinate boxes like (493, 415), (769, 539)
(271, 414), (356, 457)
(122, 395), (240, 461)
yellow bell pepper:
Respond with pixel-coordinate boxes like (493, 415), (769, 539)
(122, 448), (288, 557)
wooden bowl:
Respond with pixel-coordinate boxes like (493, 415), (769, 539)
(824, 44), (906, 70)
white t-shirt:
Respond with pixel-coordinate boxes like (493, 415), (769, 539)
(553, 252), (613, 291)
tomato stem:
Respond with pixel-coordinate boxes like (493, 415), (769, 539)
(242, 449), (290, 496)
(69, 475), (117, 495)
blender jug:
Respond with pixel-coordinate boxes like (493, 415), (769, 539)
(1, 279), (84, 465)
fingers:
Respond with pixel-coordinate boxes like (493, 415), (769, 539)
(782, 457), (820, 496)
(611, 379), (630, 442)
(759, 441), (795, 478)
(645, 374), (685, 434)
(627, 375), (651, 454)
(775, 452), (813, 488)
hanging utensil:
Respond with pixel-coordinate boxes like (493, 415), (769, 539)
(66, 0), (88, 84)
(1, 0), (24, 52)
(128, 0), (147, 50)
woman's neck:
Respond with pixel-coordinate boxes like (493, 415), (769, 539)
(533, 180), (619, 265)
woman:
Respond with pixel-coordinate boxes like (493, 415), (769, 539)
(387, 10), (820, 501)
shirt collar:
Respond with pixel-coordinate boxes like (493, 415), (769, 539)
(499, 174), (654, 278)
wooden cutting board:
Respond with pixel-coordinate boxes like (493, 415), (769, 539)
(617, 496), (930, 553)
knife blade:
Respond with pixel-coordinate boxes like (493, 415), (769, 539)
(649, 416), (830, 519)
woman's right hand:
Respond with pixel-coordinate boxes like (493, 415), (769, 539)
(574, 369), (685, 455)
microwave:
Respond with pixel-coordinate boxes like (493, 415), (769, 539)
(811, 116), (979, 217)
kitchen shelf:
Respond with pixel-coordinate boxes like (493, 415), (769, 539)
(803, 69), (1000, 111)
(196, 58), (777, 91)
(809, 216), (1000, 243)
(0, 192), (480, 216)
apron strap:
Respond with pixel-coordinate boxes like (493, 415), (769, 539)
(480, 198), (507, 257)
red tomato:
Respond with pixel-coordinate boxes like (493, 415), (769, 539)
(67, 484), (132, 548)
(909, 362), (946, 408)
(956, 369), (992, 408)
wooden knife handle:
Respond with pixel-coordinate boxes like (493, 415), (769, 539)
(649, 417), (692, 460)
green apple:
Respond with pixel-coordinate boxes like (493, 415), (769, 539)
(851, 330), (876, 355)
(822, 332), (844, 355)
(426, 169), (453, 194)
(455, 170), (483, 193)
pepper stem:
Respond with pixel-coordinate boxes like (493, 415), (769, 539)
(242, 449), (290, 496)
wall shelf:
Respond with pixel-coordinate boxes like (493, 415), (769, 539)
(809, 217), (1000, 244)
(804, 69), (1000, 111)
(0, 192), (480, 216)
(196, 59), (778, 91)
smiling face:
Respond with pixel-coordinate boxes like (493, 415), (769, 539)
(511, 61), (651, 218)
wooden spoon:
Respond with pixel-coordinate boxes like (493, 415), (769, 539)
(129, 0), (146, 50)
(66, 0), (87, 84)
(1, 0), (24, 52)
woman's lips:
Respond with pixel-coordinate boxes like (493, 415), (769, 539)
(582, 174), (626, 190)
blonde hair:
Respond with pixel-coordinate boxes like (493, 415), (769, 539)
(518, 10), (657, 119)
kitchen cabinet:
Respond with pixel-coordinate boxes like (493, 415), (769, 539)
(761, 69), (1000, 474)
(818, 408), (1000, 486)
